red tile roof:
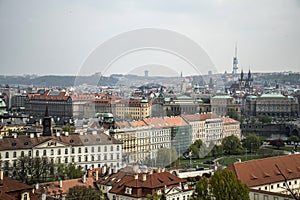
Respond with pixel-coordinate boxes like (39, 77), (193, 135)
(109, 172), (192, 198)
(28, 90), (70, 101)
(0, 133), (122, 151)
(143, 118), (171, 128)
(223, 116), (239, 124)
(0, 176), (39, 200)
(227, 154), (300, 187)
(36, 177), (95, 197)
(164, 116), (189, 127)
(182, 113), (218, 122)
(115, 120), (148, 129)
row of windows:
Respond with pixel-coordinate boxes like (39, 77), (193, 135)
(258, 180), (298, 191)
(2, 145), (121, 159)
(5, 153), (121, 167)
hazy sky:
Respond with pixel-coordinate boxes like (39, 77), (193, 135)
(0, 0), (299, 76)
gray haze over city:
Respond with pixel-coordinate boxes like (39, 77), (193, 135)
(0, 0), (300, 76)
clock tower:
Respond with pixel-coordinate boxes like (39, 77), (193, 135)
(43, 105), (52, 136)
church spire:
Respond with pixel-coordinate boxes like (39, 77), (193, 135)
(248, 69), (251, 79)
(240, 69), (244, 80)
(45, 103), (49, 117)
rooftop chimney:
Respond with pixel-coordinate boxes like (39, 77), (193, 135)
(102, 165), (107, 174)
(82, 174), (86, 183)
(96, 170), (99, 181)
(142, 174), (147, 181)
(134, 174), (138, 180)
(59, 180), (62, 188)
(0, 170), (3, 180)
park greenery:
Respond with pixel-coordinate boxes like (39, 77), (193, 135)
(222, 135), (244, 155)
(194, 169), (249, 200)
(242, 134), (261, 153)
(5, 156), (84, 184)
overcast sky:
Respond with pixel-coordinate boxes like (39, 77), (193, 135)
(0, 0), (299, 76)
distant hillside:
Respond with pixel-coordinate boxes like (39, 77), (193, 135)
(257, 73), (300, 85)
(0, 74), (118, 87)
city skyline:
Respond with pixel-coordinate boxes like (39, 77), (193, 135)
(0, 0), (299, 76)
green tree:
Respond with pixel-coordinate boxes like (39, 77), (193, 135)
(62, 125), (75, 133)
(66, 163), (84, 179)
(242, 134), (261, 153)
(55, 163), (84, 180)
(14, 156), (54, 184)
(66, 185), (103, 200)
(156, 147), (178, 167)
(288, 135), (299, 143)
(228, 108), (239, 121)
(222, 135), (244, 155)
(189, 139), (204, 159)
(194, 170), (249, 200)
(15, 156), (32, 183)
(209, 144), (223, 158)
(146, 192), (162, 200)
(258, 115), (272, 124)
(210, 170), (249, 200)
(194, 176), (211, 200)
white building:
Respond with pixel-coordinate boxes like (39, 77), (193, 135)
(0, 131), (123, 176)
(143, 118), (172, 159)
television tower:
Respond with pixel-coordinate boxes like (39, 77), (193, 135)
(232, 43), (238, 74)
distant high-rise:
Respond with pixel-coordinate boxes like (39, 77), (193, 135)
(232, 43), (238, 74)
(144, 70), (149, 77)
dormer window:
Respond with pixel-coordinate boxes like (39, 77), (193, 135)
(157, 189), (162, 195)
(22, 192), (29, 200)
(125, 187), (132, 194)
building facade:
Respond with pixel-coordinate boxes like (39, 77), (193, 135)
(211, 95), (241, 119)
(25, 90), (73, 118)
(256, 94), (298, 118)
(0, 132), (123, 176)
(222, 116), (241, 139)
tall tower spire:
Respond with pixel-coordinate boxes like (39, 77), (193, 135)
(232, 43), (238, 74)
